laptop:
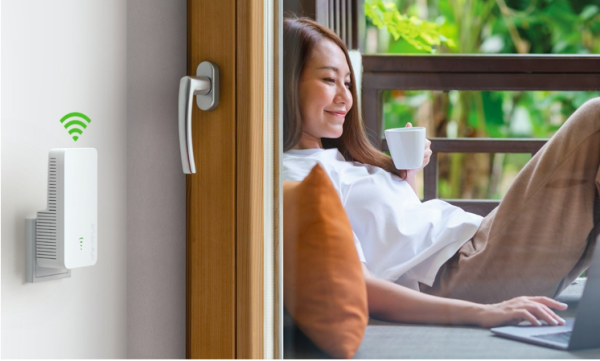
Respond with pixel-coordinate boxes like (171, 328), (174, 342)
(490, 233), (600, 351)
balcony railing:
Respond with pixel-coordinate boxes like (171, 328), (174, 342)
(362, 54), (600, 217)
(382, 138), (547, 216)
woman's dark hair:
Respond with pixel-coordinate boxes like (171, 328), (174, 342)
(283, 16), (407, 180)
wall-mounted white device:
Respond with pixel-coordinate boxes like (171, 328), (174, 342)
(26, 148), (98, 283)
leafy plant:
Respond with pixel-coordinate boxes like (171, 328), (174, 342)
(365, 0), (455, 52)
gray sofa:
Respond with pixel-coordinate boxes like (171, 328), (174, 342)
(284, 278), (600, 359)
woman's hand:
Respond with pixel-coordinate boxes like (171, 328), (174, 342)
(475, 296), (568, 329)
(404, 122), (432, 178)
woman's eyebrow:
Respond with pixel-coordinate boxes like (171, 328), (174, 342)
(317, 65), (351, 77)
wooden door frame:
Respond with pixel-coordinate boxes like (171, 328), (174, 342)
(186, 0), (281, 358)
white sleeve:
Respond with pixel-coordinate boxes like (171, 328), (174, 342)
(353, 230), (366, 264)
(282, 156), (318, 182)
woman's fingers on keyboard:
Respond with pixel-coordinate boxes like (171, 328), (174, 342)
(529, 296), (568, 310)
(525, 297), (566, 325)
(539, 303), (566, 325)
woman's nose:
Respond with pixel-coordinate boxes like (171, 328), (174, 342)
(335, 84), (351, 104)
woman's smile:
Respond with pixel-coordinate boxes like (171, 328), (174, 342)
(325, 110), (346, 119)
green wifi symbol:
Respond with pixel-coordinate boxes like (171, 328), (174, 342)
(60, 112), (92, 142)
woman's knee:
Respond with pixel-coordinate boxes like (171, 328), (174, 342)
(567, 97), (600, 133)
(580, 97), (600, 114)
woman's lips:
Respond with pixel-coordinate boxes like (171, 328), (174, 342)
(325, 111), (346, 118)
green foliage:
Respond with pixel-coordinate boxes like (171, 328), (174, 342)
(369, 0), (600, 199)
(365, 0), (455, 52)
(481, 92), (506, 138)
(493, 0), (600, 54)
(383, 91), (428, 129)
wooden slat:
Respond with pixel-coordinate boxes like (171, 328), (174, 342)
(315, 0), (329, 26)
(346, 0), (352, 49)
(382, 138), (547, 154)
(362, 73), (600, 91)
(187, 0), (236, 358)
(284, 0), (314, 19)
(384, 138), (547, 208)
(340, 0), (346, 47)
(354, 0), (364, 51)
(335, 0), (340, 36)
(363, 54), (600, 73)
(236, 0), (265, 358)
(445, 200), (500, 217)
(328, 0), (333, 31)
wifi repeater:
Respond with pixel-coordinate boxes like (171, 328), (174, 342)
(26, 148), (98, 283)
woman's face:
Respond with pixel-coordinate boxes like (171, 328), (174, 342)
(297, 38), (353, 148)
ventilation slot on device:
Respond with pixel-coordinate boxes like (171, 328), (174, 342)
(36, 157), (57, 260)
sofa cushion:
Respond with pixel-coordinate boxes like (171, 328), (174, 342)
(283, 163), (368, 359)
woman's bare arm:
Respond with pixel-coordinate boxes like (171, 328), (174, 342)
(362, 263), (483, 325)
(361, 263), (568, 328)
(405, 173), (419, 195)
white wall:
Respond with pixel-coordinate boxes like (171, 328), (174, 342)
(126, 0), (186, 358)
(3, 0), (192, 357)
(2, 0), (128, 358)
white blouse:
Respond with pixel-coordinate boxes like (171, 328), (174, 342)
(283, 147), (484, 291)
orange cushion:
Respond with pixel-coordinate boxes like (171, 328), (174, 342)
(283, 163), (368, 359)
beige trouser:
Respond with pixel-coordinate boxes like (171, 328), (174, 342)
(420, 97), (600, 304)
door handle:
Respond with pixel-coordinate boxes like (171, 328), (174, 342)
(179, 61), (220, 174)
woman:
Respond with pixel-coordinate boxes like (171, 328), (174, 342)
(282, 17), (600, 328)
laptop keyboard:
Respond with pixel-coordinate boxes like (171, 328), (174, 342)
(532, 331), (572, 344)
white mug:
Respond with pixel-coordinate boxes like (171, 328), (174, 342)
(384, 127), (426, 170)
